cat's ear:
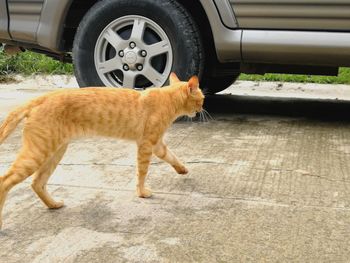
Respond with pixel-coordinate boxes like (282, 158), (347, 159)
(169, 72), (180, 84)
(188, 76), (199, 94)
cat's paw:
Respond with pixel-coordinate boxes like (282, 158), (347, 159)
(174, 165), (189, 175)
(137, 187), (152, 198)
(48, 200), (65, 209)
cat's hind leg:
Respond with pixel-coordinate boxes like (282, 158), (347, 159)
(0, 145), (52, 229)
(153, 139), (188, 175)
(31, 143), (68, 209)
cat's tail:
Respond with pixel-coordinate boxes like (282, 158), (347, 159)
(0, 97), (45, 145)
(0, 105), (30, 144)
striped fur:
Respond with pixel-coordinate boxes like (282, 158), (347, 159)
(0, 73), (204, 229)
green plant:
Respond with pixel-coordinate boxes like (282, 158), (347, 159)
(239, 68), (350, 84)
(0, 50), (73, 75)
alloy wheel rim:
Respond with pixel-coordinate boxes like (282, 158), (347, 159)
(94, 15), (173, 89)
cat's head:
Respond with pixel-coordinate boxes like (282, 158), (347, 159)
(170, 72), (205, 118)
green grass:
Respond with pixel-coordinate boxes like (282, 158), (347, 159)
(0, 49), (73, 76)
(1, 49), (350, 84)
(239, 68), (350, 84)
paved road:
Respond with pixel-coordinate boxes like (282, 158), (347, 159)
(1, 78), (350, 262)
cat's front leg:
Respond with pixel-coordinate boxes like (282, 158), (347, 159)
(136, 140), (153, 198)
(153, 140), (188, 175)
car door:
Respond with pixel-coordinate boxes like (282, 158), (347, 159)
(0, 0), (10, 39)
(7, 0), (45, 42)
(230, 0), (350, 31)
(225, 0), (350, 67)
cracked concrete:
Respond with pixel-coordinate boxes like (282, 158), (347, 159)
(1, 76), (350, 262)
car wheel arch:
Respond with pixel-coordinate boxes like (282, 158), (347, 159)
(60, 0), (217, 57)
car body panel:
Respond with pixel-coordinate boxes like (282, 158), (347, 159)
(213, 0), (238, 28)
(242, 30), (350, 67)
(7, 0), (44, 42)
(36, 0), (72, 51)
(0, 0), (9, 39)
(229, 0), (350, 30)
(199, 0), (241, 61)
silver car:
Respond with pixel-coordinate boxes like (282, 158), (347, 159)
(1, 0), (349, 93)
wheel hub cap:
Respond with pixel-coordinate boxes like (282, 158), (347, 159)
(125, 51), (137, 64)
(122, 47), (145, 70)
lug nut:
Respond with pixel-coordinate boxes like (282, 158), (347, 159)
(136, 64), (143, 71)
(129, 42), (136, 49)
(140, 50), (147, 57)
(118, 50), (124, 57)
(123, 64), (129, 71)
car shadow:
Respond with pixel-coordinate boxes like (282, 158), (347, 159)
(204, 94), (350, 122)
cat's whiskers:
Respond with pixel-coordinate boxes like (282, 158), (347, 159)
(185, 115), (193, 123)
(204, 112), (209, 122)
(205, 112), (209, 122)
(200, 111), (206, 123)
(195, 108), (214, 123)
(203, 108), (214, 121)
(200, 111), (205, 123)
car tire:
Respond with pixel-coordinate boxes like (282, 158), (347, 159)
(73, 0), (204, 89)
(204, 73), (240, 94)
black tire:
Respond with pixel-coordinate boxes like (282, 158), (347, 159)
(73, 0), (204, 88)
(204, 73), (240, 94)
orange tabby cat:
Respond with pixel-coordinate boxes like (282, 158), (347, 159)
(0, 73), (204, 229)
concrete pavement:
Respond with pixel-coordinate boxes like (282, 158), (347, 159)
(1, 77), (350, 262)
